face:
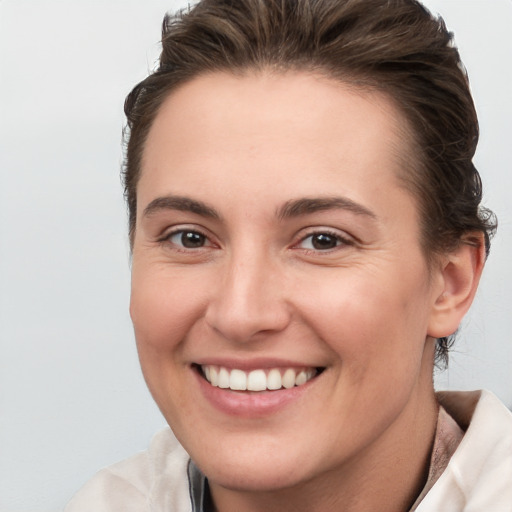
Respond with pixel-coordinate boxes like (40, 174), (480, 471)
(130, 72), (443, 494)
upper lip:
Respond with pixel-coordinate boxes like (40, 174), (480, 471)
(192, 357), (325, 371)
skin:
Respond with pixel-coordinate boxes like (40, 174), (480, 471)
(130, 71), (484, 512)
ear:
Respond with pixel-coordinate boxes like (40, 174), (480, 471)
(427, 235), (486, 339)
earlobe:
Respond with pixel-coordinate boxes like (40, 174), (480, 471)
(427, 235), (486, 339)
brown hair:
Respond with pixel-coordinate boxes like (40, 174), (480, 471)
(123, 0), (496, 366)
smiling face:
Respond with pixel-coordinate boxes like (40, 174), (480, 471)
(130, 71), (446, 506)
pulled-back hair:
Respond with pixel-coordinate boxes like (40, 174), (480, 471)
(123, 0), (496, 366)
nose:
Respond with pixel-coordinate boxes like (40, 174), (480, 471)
(204, 251), (291, 343)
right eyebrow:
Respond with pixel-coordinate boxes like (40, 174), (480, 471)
(142, 195), (221, 220)
(277, 196), (377, 220)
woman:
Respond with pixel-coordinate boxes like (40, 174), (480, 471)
(66, 0), (510, 510)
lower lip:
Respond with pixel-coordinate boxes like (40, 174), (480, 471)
(194, 369), (316, 418)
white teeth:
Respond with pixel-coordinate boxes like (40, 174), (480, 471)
(209, 366), (218, 386)
(295, 370), (307, 386)
(201, 365), (318, 391)
(282, 368), (296, 389)
(218, 367), (230, 389)
(267, 368), (282, 390)
(247, 370), (267, 391)
(229, 369), (247, 391)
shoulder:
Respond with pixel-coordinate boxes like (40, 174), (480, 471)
(418, 390), (512, 511)
(65, 428), (193, 512)
(64, 452), (150, 512)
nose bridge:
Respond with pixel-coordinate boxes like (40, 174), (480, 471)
(205, 243), (290, 342)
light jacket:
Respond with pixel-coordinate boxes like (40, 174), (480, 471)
(65, 390), (512, 511)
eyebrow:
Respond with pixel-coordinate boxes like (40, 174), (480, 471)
(277, 197), (377, 220)
(142, 194), (376, 222)
(143, 195), (221, 220)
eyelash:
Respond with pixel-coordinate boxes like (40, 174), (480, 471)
(294, 229), (353, 253)
(159, 227), (214, 251)
(159, 227), (353, 254)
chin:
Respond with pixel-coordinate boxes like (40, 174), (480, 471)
(187, 435), (321, 493)
(204, 461), (310, 493)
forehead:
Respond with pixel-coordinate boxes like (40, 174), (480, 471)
(140, 71), (416, 218)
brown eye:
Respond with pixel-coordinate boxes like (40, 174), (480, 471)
(311, 233), (338, 250)
(298, 232), (347, 251)
(169, 230), (207, 248)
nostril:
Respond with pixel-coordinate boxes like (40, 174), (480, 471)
(204, 303), (291, 344)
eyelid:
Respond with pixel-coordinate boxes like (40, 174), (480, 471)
(158, 224), (217, 249)
(293, 227), (355, 251)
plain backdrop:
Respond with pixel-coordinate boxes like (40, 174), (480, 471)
(0, 1), (511, 510)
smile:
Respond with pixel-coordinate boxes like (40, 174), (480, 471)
(200, 365), (320, 392)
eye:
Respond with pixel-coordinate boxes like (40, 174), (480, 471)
(167, 229), (210, 249)
(297, 231), (349, 251)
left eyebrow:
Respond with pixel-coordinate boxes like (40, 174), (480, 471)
(142, 195), (221, 220)
(277, 197), (377, 220)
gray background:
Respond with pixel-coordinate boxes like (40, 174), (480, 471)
(1, 1), (511, 510)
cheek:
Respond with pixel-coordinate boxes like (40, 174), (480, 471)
(129, 268), (205, 422)
(130, 266), (206, 352)
(299, 267), (432, 369)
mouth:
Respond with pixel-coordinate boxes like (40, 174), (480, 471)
(195, 364), (324, 392)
